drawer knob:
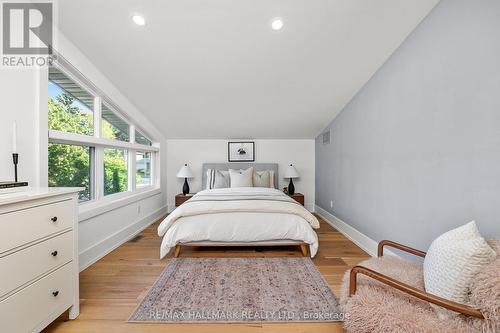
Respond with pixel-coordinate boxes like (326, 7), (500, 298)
(51, 216), (58, 222)
(51, 250), (58, 257)
(52, 290), (59, 297)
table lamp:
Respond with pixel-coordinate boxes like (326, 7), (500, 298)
(284, 164), (299, 195)
(176, 164), (194, 195)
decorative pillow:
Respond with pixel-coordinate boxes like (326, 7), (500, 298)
(253, 170), (270, 187)
(229, 167), (253, 188)
(423, 221), (496, 318)
(205, 169), (230, 189)
(269, 170), (275, 188)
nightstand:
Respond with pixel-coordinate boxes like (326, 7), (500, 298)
(288, 193), (304, 206)
(175, 193), (195, 207)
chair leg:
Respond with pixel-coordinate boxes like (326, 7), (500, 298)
(174, 244), (181, 258)
(300, 244), (309, 257)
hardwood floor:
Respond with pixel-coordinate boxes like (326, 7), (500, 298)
(44, 215), (369, 333)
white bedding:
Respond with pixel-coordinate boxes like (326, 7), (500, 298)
(158, 187), (320, 258)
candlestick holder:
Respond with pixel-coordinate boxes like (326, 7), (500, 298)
(0, 153), (28, 190)
(12, 153), (18, 183)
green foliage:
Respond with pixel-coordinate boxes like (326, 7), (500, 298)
(101, 118), (129, 142)
(48, 143), (90, 201)
(104, 148), (128, 196)
(48, 93), (128, 200)
(101, 119), (116, 140)
(48, 96), (93, 135)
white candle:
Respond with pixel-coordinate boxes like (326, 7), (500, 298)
(12, 121), (17, 153)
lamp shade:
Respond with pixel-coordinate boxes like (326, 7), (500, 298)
(283, 164), (299, 178)
(176, 164), (194, 178)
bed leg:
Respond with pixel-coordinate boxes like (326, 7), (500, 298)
(174, 244), (181, 258)
(300, 244), (309, 257)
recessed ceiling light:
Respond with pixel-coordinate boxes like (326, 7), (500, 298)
(132, 15), (146, 26)
(271, 18), (283, 30)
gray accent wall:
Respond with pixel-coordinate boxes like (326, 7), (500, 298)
(315, 0), (500, 250)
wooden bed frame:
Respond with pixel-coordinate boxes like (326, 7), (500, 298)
(174, 241), (310, 257)
(173, 163), (312, 258)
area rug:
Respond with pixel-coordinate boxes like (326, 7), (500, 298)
(129, 257), (345, 323)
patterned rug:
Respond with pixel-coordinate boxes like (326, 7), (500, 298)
(129, 257), (344, 323)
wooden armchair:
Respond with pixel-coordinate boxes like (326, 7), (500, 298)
(348, 240), (484, 319)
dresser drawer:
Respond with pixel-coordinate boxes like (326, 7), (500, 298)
(0, 200), (73, 254)
(0, 231), (73, 298)
(0, 263), (73, 333)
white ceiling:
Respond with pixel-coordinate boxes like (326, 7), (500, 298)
(58, 0), (439, 139)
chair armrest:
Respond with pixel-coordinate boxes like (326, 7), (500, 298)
(349, 265), (484, 319)
(378, 240), (426, 258)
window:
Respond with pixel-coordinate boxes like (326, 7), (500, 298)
(48, 62), (159, 205)
(48, 67), (94, 136)
(136, 151), (152, 187)
(135, 129), (152, 146)
(101, 103), (130, 141)
(104, 148), (128, 196)
(48, 143), (93, 202)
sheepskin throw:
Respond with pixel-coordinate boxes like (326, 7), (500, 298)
(340, 240), (500, 333)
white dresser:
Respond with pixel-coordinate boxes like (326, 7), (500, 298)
(0, 188), (81, 332)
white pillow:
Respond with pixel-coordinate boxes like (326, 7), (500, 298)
(423, 221), (496, 318)
(229, 167), (253, 188)
(268, 170), (275, 188)
(205, 169), (230, 189)
(253, 170), (270, 187)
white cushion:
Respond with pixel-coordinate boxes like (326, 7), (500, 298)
(253, 170), (270, 187)
(229, 167), (254, 187)
(423, 221), (496, 318)
(268, 170), (275, 188)
(205, 169), (230, 189)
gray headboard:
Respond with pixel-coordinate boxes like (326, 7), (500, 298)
(202, 163), (279, 189)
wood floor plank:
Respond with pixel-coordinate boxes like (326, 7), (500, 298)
(43, 214), (369, 333)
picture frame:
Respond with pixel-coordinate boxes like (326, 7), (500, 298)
(228, 141), (255, 162)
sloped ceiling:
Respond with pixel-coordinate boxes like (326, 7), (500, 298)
(58, 0), (440, 139)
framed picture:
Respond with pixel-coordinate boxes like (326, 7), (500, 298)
(228, 141), (255, 162)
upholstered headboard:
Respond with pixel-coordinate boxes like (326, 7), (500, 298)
(202, 163), (279, 189)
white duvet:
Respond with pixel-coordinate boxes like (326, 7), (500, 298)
(158, 187), (320, 258)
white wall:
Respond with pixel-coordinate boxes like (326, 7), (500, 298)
(167, 139), (315, 211)
(0, 69), (47, 187)
(0, 32), (168, 271)
(78, 192), (166, 271)
(316, 0), (500, 250)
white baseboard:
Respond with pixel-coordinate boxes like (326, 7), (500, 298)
(79, 205), (167, 271)
(315, 205), (396, 257)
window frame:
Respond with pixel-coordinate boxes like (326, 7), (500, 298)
(48, 61), (159, 208)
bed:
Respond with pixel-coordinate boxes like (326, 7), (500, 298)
(157, 163), (320, 258)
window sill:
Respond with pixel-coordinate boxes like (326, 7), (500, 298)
(78, 186), (162, 222)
